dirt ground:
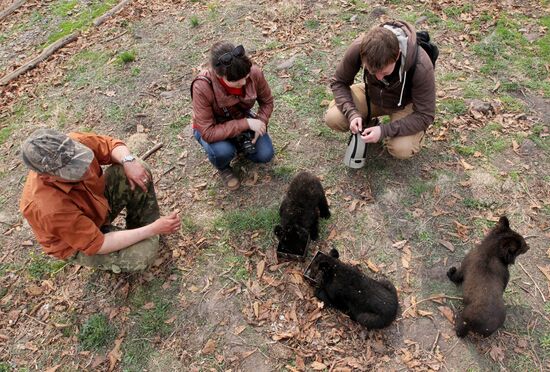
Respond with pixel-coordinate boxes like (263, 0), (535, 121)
(1, 0), (549, 371)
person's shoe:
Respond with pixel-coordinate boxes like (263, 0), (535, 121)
(219, 167), (240, 190)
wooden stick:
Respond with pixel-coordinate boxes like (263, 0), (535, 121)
(518, 262), (547, 302)
(140, 142), (163, 160)
(104, 30), (128, 43)
(430, 330), (441, 353)
(401, 294), (463, 317)
(0, 0), (26, 21)
(93, 0), (131, 27)
(0, 33), (78, 86)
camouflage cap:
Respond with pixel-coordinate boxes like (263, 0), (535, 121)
(21, 128), (94, 181)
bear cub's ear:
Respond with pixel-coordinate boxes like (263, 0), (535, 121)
(329, 248), (339, 259)
(496, 216), (510, 231)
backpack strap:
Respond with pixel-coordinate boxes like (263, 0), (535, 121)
(362, 70), (372, 126)
(190, 75), (231, 120)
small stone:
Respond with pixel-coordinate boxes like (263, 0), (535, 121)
(276, 55), (297, 71)
(160, 91), (175, 99)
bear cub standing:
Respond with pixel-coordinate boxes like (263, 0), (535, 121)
(447, 216), (529, 337)
(274, 171), (330, 255)
(309, 248), (398, 329)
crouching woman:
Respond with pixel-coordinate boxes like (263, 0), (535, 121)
(191, 41), (275, 191)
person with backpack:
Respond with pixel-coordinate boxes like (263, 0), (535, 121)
(325, 20), (436, 161)
(191, 41), (274, 190)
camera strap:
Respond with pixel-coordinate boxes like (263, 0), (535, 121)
(190, 75), (231, 120)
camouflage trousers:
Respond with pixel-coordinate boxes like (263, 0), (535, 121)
(70, 163), (161, 273)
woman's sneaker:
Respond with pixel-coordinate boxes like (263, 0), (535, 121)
(219, 167), (240, 190)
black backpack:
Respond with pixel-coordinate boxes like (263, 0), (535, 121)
(416, 31), (438, 68)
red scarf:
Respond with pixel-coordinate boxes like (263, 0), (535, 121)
(217, 77), (244, 96)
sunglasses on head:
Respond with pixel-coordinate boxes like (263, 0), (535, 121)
(217, 45), (246, 66)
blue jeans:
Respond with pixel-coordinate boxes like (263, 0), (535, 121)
(193, 130), (274, 170)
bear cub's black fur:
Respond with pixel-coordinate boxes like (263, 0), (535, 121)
(308, 248), (398, 329)
(447, 216), (529, 338)
(274, 171), (330, 255)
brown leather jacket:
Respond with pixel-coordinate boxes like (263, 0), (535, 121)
(191, 65), (274, 143)
(330, 20), (435, 138)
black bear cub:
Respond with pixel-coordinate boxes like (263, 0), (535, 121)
(309, 248), (398, 329)
(274, 171), (330, 255)
(447, 216), (529, 337)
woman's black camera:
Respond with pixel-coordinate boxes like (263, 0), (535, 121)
(234, 130), (256, 155)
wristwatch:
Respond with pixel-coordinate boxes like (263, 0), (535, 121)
(121, 154), (136, 164)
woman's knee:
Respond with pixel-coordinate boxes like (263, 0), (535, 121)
(250, 135), (274, 163)
(207, 141), (237, 168)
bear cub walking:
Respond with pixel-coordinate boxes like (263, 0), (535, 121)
(447, 216), (529, 337)
(309, 248), (398, 329)
(274, 171), (330, 255)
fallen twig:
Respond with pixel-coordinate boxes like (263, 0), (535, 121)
(430, 330), (441, 353)
(93, 0), (131, 27)
(0, 0), (26, 21)
(526, 317), (544, 372)
(23, 313), (48, 327)
(140, 142), (163, 160)
(104, 30), (128, 43)
(518, 262), (547, 302)
(0, 33), (78, 86)
(161, 165), (176, 177)
(401, 294), (463, 317)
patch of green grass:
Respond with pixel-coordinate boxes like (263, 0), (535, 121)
(167, 116), (190, 137)
(52, 0), (78, 17)
(508, 354), (537, 371)
(190, 15), (200, 27)
(0, 126), (15, 145)
(47, 0), (119, 44)
(105, 104), (124, 122)
(462, 198), (493, 210)
(540, 334), (550, 350)
(305, 19), (320, 29)
(0, 362), (12, 372)
(472, 14), (549, 98)
(529, 125), (550, 152)
(508, 170), (521, 182)
(217, 206), (279, 236)
(462, 78), (489, 99)
(65, 50), (110, 86)
(122, 280), (174, 370)
(78, 314), (116, 351)
(273, 165), (296, 180)
(115, 50), (136, 66)
(418, 230), (433, 243)
(180, 215), (199, 235)
(27, 251), (67, 280)
(454, 144), (476, 156)
(131, 67), (141, 76)
(410, 178), (433, 197)
(498, 94), (525, 112)
(265, 40), (283, 50)
(443, 4), (473, 18)
(438, 98), (467, 117)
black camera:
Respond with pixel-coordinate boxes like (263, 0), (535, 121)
(234, 130), (256, 155)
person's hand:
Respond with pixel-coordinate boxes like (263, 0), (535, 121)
(360, 126), (382, 143)
(123, 161), (150, 192)
(152, 211), (181, 235)
(247, 118), (266, 144)
(349, 117), (363, 134)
